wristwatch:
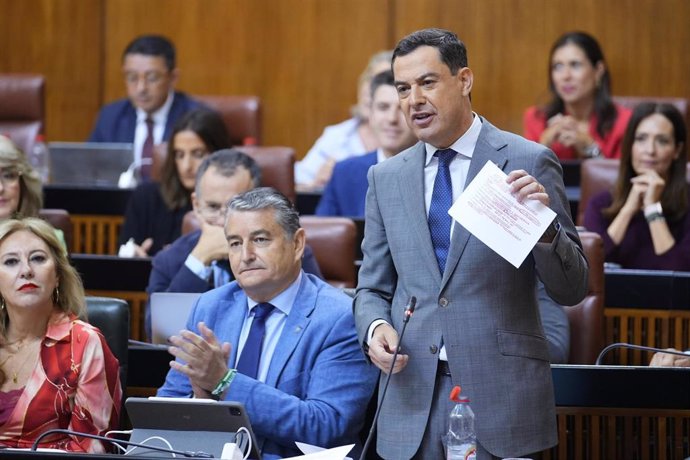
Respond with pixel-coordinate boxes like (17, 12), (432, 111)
(541, 219), (561, 242)
(584, 143), (602, 158)
(644, 202), (664, 222)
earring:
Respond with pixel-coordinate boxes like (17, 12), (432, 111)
(1, 298), (4, 310)
(53, 285), (60, 305)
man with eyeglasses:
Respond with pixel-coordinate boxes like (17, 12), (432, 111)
(145, 149), (321, 339)
(88, 35), (203, 178)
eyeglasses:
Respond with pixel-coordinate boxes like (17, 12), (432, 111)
(123, 71), (167, 86)
(0, 170), (21, 186)
(197, 202), (227, 223)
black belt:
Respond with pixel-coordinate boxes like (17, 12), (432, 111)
(437, 360), (451, 377)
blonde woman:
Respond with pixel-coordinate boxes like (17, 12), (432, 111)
(0, 135), (42, 219)
(0, 218), (121, 452)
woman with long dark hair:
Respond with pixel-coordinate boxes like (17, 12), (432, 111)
(118, 108), (231, 256)
(524, 31), (631, 160)
(584, 103), (690, 269)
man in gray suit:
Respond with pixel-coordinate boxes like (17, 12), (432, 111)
(354, 29), (589, 459)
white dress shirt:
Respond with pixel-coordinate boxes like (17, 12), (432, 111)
(134, 91), (174, 164)
(235, 271), (303, 382)
(367, 114), (483, 362)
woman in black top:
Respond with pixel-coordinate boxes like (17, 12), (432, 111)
(118, 108), (231, 256)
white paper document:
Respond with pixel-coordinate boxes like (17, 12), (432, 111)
(282, 442), (354, 460)
(449, 161), (556, 268)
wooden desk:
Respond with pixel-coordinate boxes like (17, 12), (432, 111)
(45, 185), (329, 254)
(545, 365), (690, 460)
(71, 254), (151, 341)
(45, 185), (130, 254)
(124, 350), (690, 460)
(127, 345), (171, 396)
(603, 269), (690, 365)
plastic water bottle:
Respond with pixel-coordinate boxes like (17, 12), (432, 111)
(30, 134), (50, 183)
(446, 385), (477, 460)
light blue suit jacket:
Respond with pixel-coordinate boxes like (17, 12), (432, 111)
(354, 119), (588, 458)
(158, 273), (378, 459)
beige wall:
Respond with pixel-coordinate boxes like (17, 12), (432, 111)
(2, 0), (689, 158)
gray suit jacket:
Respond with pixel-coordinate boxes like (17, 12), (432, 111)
(354, 118), (588, 458)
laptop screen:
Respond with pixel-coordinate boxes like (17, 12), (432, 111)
(149, 292), (201, 345)
(48, 142), (134, 187)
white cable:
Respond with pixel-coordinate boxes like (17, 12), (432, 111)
(236, 426), (252, 460)
(124, 435), (176, 457)
(104, 429), (133, 454)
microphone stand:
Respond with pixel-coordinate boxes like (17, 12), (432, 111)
(595, 342), (690, 365)
(360, 296), (416, 460)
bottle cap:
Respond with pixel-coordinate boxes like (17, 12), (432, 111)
(449, 385), (470, 403)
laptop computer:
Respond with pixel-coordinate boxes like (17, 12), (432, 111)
(125, 397), (261, 459)
(150, 292), (201, 345)
(48, 142), (134, 187)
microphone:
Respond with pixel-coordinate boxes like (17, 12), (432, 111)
(31, 428), (214, 457)
(595, 342), (690, 366)
(360, 296), (416, 460)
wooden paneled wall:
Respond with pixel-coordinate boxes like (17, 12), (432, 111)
(2, 0), (689, 158)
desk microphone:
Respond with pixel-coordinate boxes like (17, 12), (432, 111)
(31, 428), (214, 457)
(360, 296), (416, 460)
(595, 342), (690, 366)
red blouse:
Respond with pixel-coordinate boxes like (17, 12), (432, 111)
(523, 104), (632, 160)
(0, 312), (122, 453)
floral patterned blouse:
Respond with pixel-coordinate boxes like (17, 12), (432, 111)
(0, 312), (122, 453)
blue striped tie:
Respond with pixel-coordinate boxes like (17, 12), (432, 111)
(428, 148), (457, 273)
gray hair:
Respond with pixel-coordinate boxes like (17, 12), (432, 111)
(194, 148), (261, 196)
(226, 187), (300, 238)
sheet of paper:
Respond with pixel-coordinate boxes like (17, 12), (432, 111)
(449, 161), (556, 268)
(282, 442), (354, 460)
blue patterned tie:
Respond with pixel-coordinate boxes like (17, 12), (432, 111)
(428, 148), (457, 273)
(236, 303), (274, 379)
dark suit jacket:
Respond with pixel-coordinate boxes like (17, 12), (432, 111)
(315, 151), (377, 217)
(88, 91), (201, 142)
(146, 230), (323, 338)
(118, 181), (191, 256)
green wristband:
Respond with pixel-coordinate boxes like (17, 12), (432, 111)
(211, 368), (237, 398)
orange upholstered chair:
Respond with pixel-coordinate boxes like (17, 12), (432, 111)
(237, 146), (295, 203)
(38, 208), (73, 252)
(299, 216), (357, 289)
(181, 214), (356, 289)
(613, 95), (688, 122)
(577, 158), (619, 226)
(0, 74), (45, 154)
(565, 231), (605, 364)
(195, 95), (261, 146)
